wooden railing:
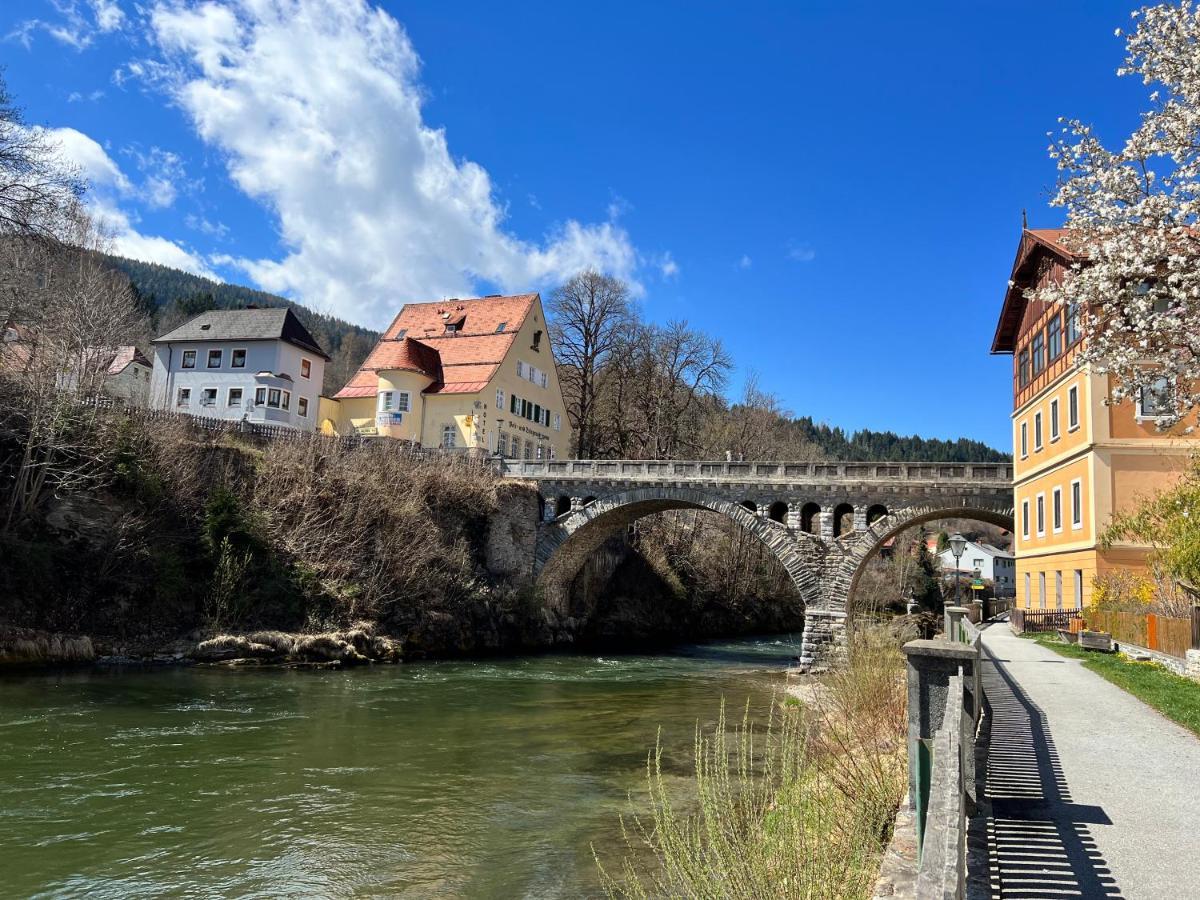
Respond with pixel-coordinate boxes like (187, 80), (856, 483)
(1083, 608), (1199, 659)
(1010, 608), (1084, 634)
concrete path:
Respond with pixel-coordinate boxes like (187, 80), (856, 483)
(976, 623), (1200, 900)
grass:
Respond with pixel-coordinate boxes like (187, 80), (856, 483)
(1023, 632), (1200, 737)
(595, 625), (910, 900)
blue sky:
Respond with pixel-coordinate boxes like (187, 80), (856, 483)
(1, 0), (1151, 450)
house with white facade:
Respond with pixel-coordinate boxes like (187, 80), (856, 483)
(149, 308), (328, 432)
(937, 539), (1016, 598)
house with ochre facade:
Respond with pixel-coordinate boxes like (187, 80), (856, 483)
(991, 228), (1200, 610)
(327, 293), (571, 459)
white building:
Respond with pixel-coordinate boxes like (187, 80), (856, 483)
(938, 539), (1016, 598)
(150, 308), (328, 432)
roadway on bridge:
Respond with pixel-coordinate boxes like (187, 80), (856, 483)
(975, 623), (1200, 900)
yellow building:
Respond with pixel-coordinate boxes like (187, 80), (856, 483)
(992, 229), (1200, 609)
(327, 293), (572, 459)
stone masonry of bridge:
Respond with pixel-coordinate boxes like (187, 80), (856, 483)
(498, 459), (1014, 668)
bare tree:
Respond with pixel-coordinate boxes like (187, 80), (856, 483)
(547, 270), (633, 457)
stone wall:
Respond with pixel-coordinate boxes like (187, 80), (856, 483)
(1186, 649), (1200, 682)
(484, 480), (540, 581)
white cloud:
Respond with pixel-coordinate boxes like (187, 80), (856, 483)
(786, 241), (816, 263)
(67, 89), (107, 103)
(738, 254), (752, 269)
(11, 0), (126, 51)
(91, 0), (126, 33)
(43, 127), (217, 278)
(124, 145), (194, 209)
(185, 214), (230, 239)
(141, 0), (640, 328)
(656, 251), (679, 279)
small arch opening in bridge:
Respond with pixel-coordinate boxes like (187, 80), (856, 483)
(537, 494), (547, 522)
(768, 501), (788, 523)
(740, 500), (758, 514)
(554, 495), (572, 517)
(582, 496), (597, 507)
(800, 502), (820, 533)
(833, 502), (855, 538)
(866, 504), (888, 526)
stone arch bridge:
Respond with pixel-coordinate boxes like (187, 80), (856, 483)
(498, 458), (1013, 667)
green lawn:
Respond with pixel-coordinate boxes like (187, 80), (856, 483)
(1023, 633), (1200, 737)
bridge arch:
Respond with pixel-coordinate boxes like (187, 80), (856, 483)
(827, 502), (1015, 622)
(534, 486), (823, 610)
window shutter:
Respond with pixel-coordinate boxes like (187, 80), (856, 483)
(510, 394), (518, 414)
(533, 403), (541, 423)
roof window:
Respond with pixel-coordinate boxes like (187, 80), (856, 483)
(395, 329), (407, 340)
(496, 322), (507, 333)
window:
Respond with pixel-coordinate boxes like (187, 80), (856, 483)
(1066, 301), (1080, 344)
(444, 323), (457, 334)
(207, 349), (223, 368)
(1031, 332), (1044, 375)
(972, 558), (984, 570)
(255, 387), (267, 405)
(531, 330), (542, 351)
(200, 387), (218, 407)
(181, 349), (197, 369)
(1018, 350), (1030, 388)
(1047, 314), (1062, 361)
(1052, 486), (1063, 533)
(1136, 376), (1172, 419)
(1020, 422), (1028, 458)
(442, 425), (456, 449)
(379, 391), (394, 412)
(232, 349), (247, 369)
(543, 408), (551, 427)
(301, 358), (311, 379)
(1055, 571), (1063, 609)
(1036, 493), (1045, 537)
(1039, 572), (1047, 609)
(1068, 385), (1079, 431)
(268, 388), (281, 408)
(516, 361), (526, 379)
(553, 413), (561, 432)
(523, 440), (533, 459)
(395, 391), (411, 413)
(227, 387), (243, 407)
(1024, 572), (1031, 609)
(1034, 411), (1043, 450)
(549, 446), (556, 460)
(539, 371), (548, 389)
(1021, 499), (1030, 539)
(536, 444), (544, 460)
(281, 391), (290, 411)
(176, 387), (191, 407)
(1074, 569), (1084, 607)
(1071, 479), (1083, 529)
(496, 322), (507, 333)
(298, 397), (309, 418)
(1050, 398), (1060, 442)
(395, 329), (407, 340)
(496, 388), (504, 410)
(510, 436), (519, 457)
(533, 403), (542, 424)
(510, 394), (519, 414)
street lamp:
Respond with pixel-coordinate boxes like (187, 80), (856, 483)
(948, 532), (968, 606)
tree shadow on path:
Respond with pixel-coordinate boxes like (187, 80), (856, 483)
(977, 641), (1123, 899)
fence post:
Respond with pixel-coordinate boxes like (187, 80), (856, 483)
(1192, 605), (1200, 651)
(944, 606), (968, 643)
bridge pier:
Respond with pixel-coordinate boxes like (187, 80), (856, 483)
(853, 505), (869, 532)
(797, 611), (846, 671)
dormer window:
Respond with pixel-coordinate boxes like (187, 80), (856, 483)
(445, 323), (457, 334)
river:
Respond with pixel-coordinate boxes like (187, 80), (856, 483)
(0, 635), (799, 898)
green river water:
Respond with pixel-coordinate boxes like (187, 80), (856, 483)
(0, 636), (799, 898)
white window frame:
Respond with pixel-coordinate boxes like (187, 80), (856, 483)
(378, 391), (394, 412)
(1067, 384), (1080, 432)
(442, 425), (457, 449)
(516, 360), (526, 379)
(549, 446), (556, 459)
(255, 387), (267, 405)
(1035, 492), (1045, 537)
(553, 413), (561, 432)
(1033, 411), (1043, 450)
(281, 390), (291, 411)
(1135, 375), (1173, 421)
(1049, 398), (1060, 442)
(510, 436), (519, 457)
(395, 391), (411, 413)
(1052, 486), (1063, 534)
(200, 387), (219, 408)
(231, 348), (247, 369)
(1074, 569), (1084, 607)
(1021, 499), (1030, 540)
(181, 349), (197, 370)
(301, 358), (311, 379)
(539, 371), (548, 389)
(268, 388), (282, 409)
(1070, 478), (1083, 530)
(227, 387), (243, 408)
(297, 396), (309, 418)
(1024, 572), (1031, 608)
(207, 349), (223, 369)
(1019, 421), (1028, 458)
(1055, 571), (1063, 609)
(496, 388), (504, 410)
(176, 386), (191, 407)
(1039, 572), (1047, 609)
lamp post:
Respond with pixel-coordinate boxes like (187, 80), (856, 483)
(948, 532), (968, 607)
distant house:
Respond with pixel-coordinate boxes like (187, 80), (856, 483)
(328, 293), (571, 458)
(149, 308), (328, 431)
(58, 346), (153, 404)
(937, 539), (1016, 598)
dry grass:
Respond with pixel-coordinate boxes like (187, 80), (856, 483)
(596, 623), (908, 899)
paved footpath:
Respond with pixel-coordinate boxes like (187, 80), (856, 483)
(976, 623), (1200, 900)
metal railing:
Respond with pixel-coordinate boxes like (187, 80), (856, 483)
(1009, 608), (1083, 634)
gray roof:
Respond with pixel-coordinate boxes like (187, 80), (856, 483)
(153, 307), (329, 359)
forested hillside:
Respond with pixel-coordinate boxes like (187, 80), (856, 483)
(789, 417), (1008, 462)
(108, 255), (379, 395)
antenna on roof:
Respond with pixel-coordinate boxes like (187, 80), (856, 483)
(1021, 208), (1028, 230)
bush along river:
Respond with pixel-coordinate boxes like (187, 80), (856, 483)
(0, 635), (799, 898)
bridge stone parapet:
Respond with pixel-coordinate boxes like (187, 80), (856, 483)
(497, 458), (1013, 668)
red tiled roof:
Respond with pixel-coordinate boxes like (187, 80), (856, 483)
(103, 346), (151, 375)
(334, 294), (540, 399)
